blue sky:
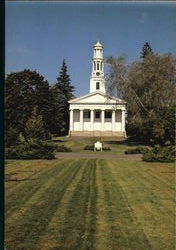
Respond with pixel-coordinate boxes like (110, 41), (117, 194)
(6, 2), (176, 96)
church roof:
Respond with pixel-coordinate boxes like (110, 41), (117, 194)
(69, 91), (126, 104)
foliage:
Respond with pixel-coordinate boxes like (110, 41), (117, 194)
(125, 146), (149, 154)
(49, 87), (68, 135)
(57, 145), (72, 152)
(126, 106), (175, 146)
(102, 147), (111, 151)
(25, 108), (51, 140)
(84, 145), (94, 151)
(17, 132), (26, 144)
(106, 47), (176, 145)
(6, 139), (57, 160)
(5, 127), (19, 146)
(142, 146), (175, 162)
(140, 42), (153, 59)
(5, 69), (52, 145)
(56, 59), (74, 101)
(49, 60), (74, 135)
(152, 106), (175, 146)
(84, 144), (111, 151)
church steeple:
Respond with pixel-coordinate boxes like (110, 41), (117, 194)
(90, 41), (105, 93)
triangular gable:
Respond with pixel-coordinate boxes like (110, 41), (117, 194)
(69, 91), (125, 104)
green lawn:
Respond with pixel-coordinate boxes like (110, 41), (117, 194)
(5, 157), (174, 250)
(53, 136), (138, 153)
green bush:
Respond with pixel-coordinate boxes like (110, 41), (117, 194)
(5, 127), (20, 146)
(84, 145), (111, 151)
(142, 146), (175, 162)
(84, 145), (94, 151)
(102, 147), (111, 151)
(57, 145), (72, 152)
(125, 146), (148, 154)
(6, 139), (57, 160)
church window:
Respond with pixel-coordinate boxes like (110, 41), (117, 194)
(97, 63), (99, 70)
(94, 62), (96, 71)
(96, 82), (100, 90)
(83, 110), (90, 119)
(95, 111), (101, 119)
(105, 110), (112, 119)
(100, 62), (102, 70)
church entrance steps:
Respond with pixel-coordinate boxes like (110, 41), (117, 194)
(69, 131), (125, 137)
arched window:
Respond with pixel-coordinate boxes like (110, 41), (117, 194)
(100, 62), (102, 71)
(94, 62), (96, 71)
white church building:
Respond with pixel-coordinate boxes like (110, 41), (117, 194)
(69, 41), (126, 137)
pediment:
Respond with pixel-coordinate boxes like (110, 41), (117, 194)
(69, 91), (125, 104)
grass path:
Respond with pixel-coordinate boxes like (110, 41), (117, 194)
(5, 159), (175, 250)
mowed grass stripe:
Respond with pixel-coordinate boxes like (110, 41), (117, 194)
(37, 159), (90, 249)
(107, 160), (175, 250)
(6, 159), (66, 193)
(99, 159), (151, 250)
(82, 159), (97, 250)
(111, 160), (175, 220)
(5, 159), (83, 250)
(5, 160), (54, 192)
(52, 159), (97, 250)
(5, 160), (60, 189)
(5, 159), (70, 216)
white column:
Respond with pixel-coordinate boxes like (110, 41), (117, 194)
(121, 109), (126, 132)
(101, 110), (105, 131)
(80, 109), (84, 131)
(112, 110), (115, 131)
(90, 109), (94, 131)
(70, 109), (74, 131)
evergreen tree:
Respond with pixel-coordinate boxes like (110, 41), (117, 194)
(56, 59), (74, 100)
(141, 42), (153, 59)
(25, 107), (48, 140)
(50, 59), (74, 135)
(49, 87), (68, 135)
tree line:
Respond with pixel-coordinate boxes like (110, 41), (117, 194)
(5, 59), (74, 146)
(5, 42), (176, 149)
(106, 42), (175, 146)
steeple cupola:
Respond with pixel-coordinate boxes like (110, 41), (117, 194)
(90, 40), (105, 93)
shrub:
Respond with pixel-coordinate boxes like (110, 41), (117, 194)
(5, 127), (19, 146)
(6, 139), (57, 160)
(102, 147), (111, 151)
(84, 145), (111, 151)
(142, 146), (175, 162)
(84, 145), (94, 151)
(125, 146), (148, 154)
(57, 145), (72, 152)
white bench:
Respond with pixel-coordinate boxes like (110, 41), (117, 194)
(94, 141), (102, 152)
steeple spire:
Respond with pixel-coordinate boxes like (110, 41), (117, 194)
(90, 41), (105, 93)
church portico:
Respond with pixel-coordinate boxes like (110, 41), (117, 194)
(68, 41), (127, 137)
(69, 105), (126, 136)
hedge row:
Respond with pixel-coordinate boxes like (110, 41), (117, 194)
(6, 140), (72, 160)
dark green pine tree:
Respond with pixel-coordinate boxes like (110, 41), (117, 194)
(49, 86), (68, 135)
(56, 59), (74, 100)
(53, 59), (74, 135)
(141, 42), (153, 59)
